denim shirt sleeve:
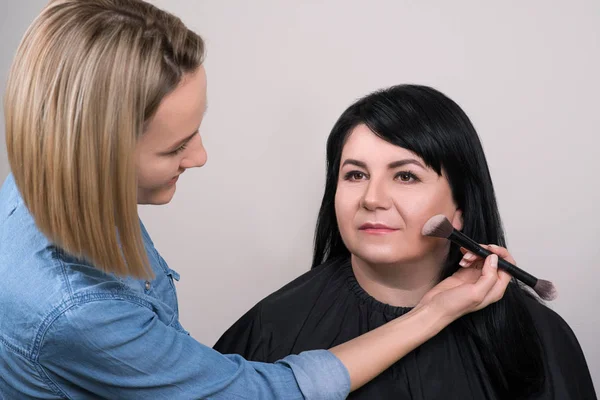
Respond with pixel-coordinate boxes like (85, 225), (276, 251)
(37, 295), (350, 399)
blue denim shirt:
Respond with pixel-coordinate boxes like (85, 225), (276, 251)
(0, 174), (350, 399)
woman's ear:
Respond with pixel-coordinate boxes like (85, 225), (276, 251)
(451, 209), (463, 231)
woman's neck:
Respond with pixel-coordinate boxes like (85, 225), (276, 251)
(351, 251), (447, 308)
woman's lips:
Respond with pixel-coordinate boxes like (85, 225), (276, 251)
(359, 223), (399, 234)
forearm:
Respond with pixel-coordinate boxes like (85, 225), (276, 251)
(41, 299), (352, 399)
(330, 304), (448, 391)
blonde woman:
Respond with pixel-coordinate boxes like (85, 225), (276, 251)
(0, 1), (511, 398)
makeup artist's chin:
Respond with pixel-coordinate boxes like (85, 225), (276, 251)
(138, 184), (177, 205)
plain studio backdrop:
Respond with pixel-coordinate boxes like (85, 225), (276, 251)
(1, 0), (598, 390)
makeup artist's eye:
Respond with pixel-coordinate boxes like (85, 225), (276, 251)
(169, 143), (188, 156)
(344, 171), (368, 181)
(395, 171), (419, 183)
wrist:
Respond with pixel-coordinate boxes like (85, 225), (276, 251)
(407, 303), (453, 338)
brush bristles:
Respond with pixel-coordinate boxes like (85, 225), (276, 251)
(422, 214), (454, 239)
(533, 279), (558, 301)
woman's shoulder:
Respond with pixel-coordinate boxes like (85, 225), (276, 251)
(522, 293), (593, 364)
(520, 293), (585, 351)
(522, 294), (576, 336)
(521, 294), (597, 396)
(213, 258), (351, 357)
(257, 258), (349, 311)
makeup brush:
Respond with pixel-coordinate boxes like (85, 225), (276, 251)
(422, 214), (557, 301)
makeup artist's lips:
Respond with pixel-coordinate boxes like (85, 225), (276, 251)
(167, 175), (180, 185)
(359, 223), (399, 235)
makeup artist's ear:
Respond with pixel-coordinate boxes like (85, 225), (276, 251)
(451, 209), (463, 231)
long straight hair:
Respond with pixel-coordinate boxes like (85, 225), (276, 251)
(5, 0), (204, 278)
(313, 85), (545, 397)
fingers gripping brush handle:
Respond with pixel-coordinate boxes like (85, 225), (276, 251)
(422, 214), (557, 300)
(448, 230), (538, 288)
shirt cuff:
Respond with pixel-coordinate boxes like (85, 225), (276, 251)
(276, 349), (351, 400)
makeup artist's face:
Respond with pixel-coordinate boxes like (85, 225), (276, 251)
(135, 66), (208, 205)
(334, 124), (463, 266)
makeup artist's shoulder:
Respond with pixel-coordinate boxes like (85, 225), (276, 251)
(0, 175), (147, 352)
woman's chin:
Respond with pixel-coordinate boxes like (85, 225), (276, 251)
(351, 250), (407, 267)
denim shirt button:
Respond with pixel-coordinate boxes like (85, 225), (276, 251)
(144, 281), (151, 291)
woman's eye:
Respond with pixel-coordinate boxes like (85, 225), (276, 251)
(395, 171), (418, 183)
(344, 171), (367, 181)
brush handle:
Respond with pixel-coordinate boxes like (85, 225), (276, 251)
(448, 230), (538, 288)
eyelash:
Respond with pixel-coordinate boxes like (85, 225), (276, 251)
(344, 171), (367, 181)
(343, 170), (420, 183)
(170, 143), (188, 156)
(395, 171), (420, 183)
(169, 130), (200, 156)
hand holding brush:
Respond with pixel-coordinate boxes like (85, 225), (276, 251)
(422, 214), (557, 301)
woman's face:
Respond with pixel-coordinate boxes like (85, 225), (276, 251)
(334, 124), (463, 267)
(135, 66), (208, 205)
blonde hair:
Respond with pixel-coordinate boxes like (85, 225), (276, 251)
(4, 0), (204, 278)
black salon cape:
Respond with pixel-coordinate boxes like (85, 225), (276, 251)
(214, 258), (596, 399)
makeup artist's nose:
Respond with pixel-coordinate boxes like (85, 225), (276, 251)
(181, 135), (208, 169)
(361, 178), (392, 211)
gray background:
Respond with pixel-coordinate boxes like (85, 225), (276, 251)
(1, 0), (598, 389)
